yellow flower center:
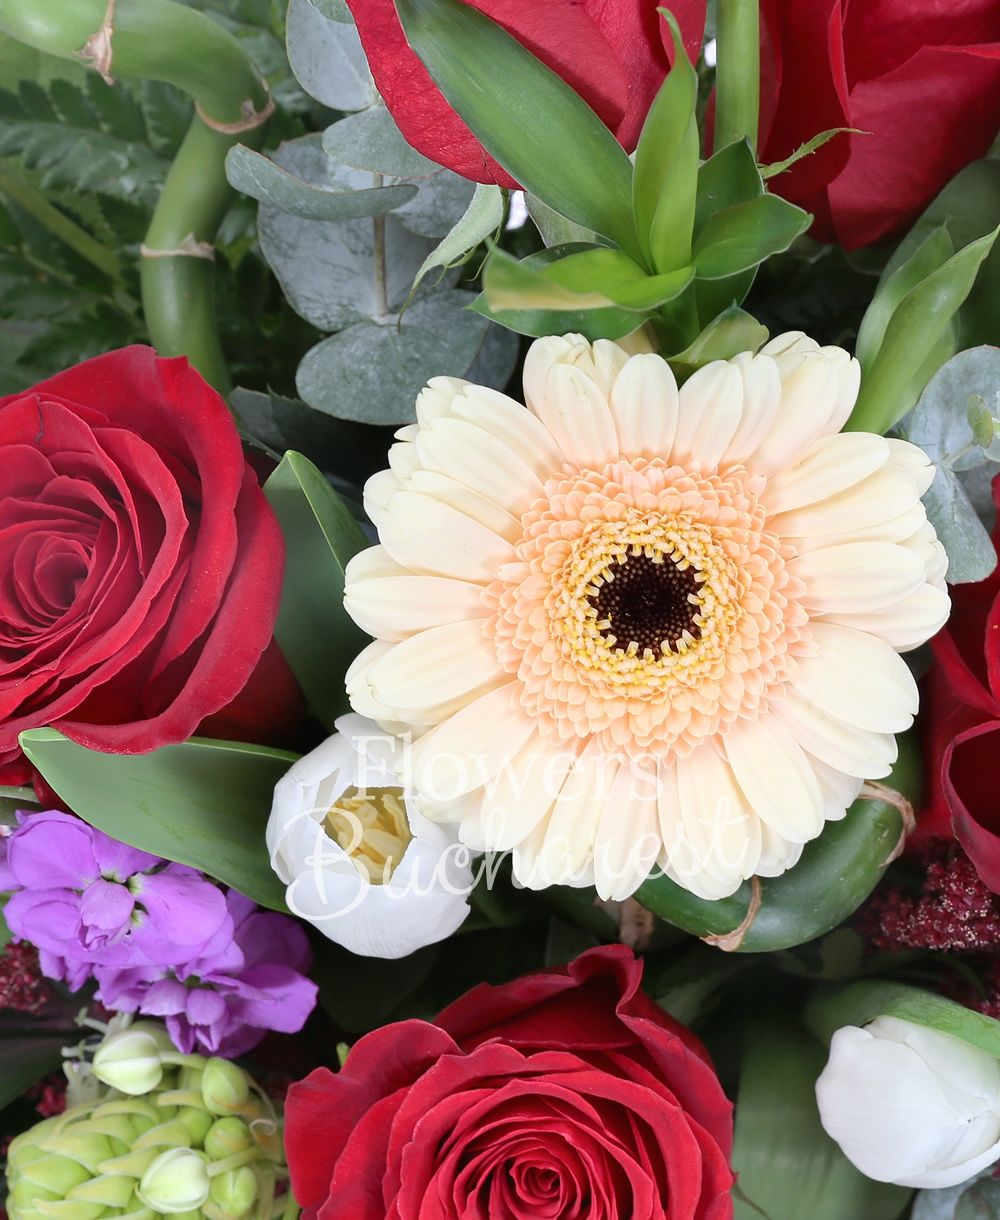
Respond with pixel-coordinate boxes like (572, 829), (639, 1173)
(324, 786), (412, 884)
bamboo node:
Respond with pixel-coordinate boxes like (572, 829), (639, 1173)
(78, 0), (116, 85)
(861, 780), (916, 866)
(196, 91), (276, 135)
(140, 236), (216, 262)
(702, 875), (763, 952)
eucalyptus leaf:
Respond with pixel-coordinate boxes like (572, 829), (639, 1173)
(900, 347), (1000, 470)
(733, 1022), (912, 1220)
(693, 194), (812, 280)
(393, 0), (640, 258)
(922, 465), (997, 584)
(957, 1179), (1000, 1220)
(286, 0), (374, 111)
(258, 136), (436, 331)
(323, 106), (440, 178)
(263, 452), (368, 725)
(411, 182), (503, 294)
(392, 168), (476, 239)
(226, 143), (416, 221)
(19, 730), (294, 911)
(303, 0), (353, 21)
(296, 289), (516, 424)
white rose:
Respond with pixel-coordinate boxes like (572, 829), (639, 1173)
(816, 1015), (1000, 1188)
(266, 714), (474, 958)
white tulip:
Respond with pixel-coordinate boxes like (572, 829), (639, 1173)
(816, 1015), (1000, 1188)
(266, 714), (474, 958)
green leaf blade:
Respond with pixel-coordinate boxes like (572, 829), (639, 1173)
(693, 193), (812, 280)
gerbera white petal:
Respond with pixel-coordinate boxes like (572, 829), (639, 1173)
(763, 432), (890, 515)
(532, 362), (619, 467)
(609, 354), (680, 458)
(790, 541), (926, 614)
(724, 714), (825, 842)
(829, 584), (951, 652)
(403, 469), (522, 542)
(723, 352), (782, 462)
(409, 683), (536, 800)
(593, 762), (663, 900)
(344, 568), (488, 642)
(886, 436), (936, 496)
(673, 360), (744, 468)
(771, 689), (897, 779)
(366, 620), (502, 711)
(344, 331), (947, 902)
(267, 715), (473, 959)
(379, 489), (515, 580)
(793, 623), (918, 734)
(415, 375), (468, 425)
(416, 416), (543, 514)
(362, 467), (401, 529)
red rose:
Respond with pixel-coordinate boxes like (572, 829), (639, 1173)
(0, 346), (299, 784)
(758, 0), (1000, 249)
(345, 0), (707, 188)
(917, 473), (1000, 890)
(285, 946), (734, 1219)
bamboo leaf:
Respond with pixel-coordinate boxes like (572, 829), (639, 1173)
(693, 193), (812, 280)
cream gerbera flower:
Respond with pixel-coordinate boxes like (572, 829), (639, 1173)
(343, 333), (949, 901)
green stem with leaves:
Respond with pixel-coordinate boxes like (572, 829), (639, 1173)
(713, 0), (760, 154)
(0, 0), (272, 393)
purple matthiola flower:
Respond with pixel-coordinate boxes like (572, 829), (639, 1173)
(2, 811), (230, 979)
(93, 890), (318, 1058)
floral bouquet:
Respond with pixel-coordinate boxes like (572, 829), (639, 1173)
(0, 0), (998, 1217)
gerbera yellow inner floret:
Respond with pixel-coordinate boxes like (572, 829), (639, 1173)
(343, 332), (950, 902)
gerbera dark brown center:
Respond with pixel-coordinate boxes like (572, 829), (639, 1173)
(589, 552), (702, 654)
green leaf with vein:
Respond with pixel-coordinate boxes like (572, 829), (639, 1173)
(393, 0), (640, 259)
(20, 730), (294, 911)
(693, 193), (812, 279)
(411, 182), (503, 295)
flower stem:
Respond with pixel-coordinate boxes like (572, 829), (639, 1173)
(713, 0), (760, 154)
(0, 0), (272, 393)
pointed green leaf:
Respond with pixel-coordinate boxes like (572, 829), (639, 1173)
(693, 193), (812, 279)
(226, 143), (416, 221)
(669, 304), (768, 371)
(848, 226), (1000, 434)
(694, 139), (763, 237)
(264, 452), (368, 727)
(733, 1022), (912, 1220)
(483, 245), (618, 311)
(542, 247), (693, 310)
(855, 224), (954, 371)
(393, 0), (640, 259)
(411, 183), (503, 294)
(633, 11), (698, 271)
(19, 730), (294, 911)
(636, 734), (920, 951)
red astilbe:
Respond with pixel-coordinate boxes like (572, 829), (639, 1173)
(0, 941), (52, 1014)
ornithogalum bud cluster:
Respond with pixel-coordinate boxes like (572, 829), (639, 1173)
(5, 1020), (290, 1220)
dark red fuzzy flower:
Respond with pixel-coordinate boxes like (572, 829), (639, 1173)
(285, 946), (734, 1219)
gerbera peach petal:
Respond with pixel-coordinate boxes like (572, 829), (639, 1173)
(521, 334), (586, 407)
(479, 729), (576, 852)
(415, 417), (543, 515)
(367, 620), (502, 710)
(789, 542), (926, 614)
(723, 352), (782, 462)
(402, 470), (522, 543)
(887, 437), (936, 496)
(379, 489), (516, 580)
(808, 753), (866, 817)
(751, 352), (840, 473)
(819, 346), (862, 431)
(609, 353), (680, 458)
(761, 331), (820, 360)
(345, 570), (489, 641)
(756, 825), (804, 877)
(674, 361), (744, 468)
(535, 362), (619, 467)
(793, 623), (918, 734)
(409, 683), (535, 799)
(770, 689), (897, 779)
(671, 743), (762, 892)
(362, 467), (401, 528)
(826, 585), (951, 652)
(763, 432), (890, 515)
(593, 763), (662, 900)
(452, 385), (564, 473)
(770, 465), (923, 541)
(724, 714), (825, 842)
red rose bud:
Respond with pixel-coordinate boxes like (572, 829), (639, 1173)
(285, 946), (734, 1219)
(346, 0), (707, 187)
(0, 347), (300, 782)
(756, 0), (1000, 248)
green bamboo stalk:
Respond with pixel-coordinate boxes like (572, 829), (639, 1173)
(0, 0), (273, 392)
(713, 0), (760, 154)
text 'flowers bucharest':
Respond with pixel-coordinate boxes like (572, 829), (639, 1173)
(344, 333), (948, 901)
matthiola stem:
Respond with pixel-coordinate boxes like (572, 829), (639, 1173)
(714, 0), (761, 154)
(0, 0), (272, 393)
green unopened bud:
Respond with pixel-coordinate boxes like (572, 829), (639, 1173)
(92, 1023), (172, 1095)
(204, 1117), (253, 1160)
(201, 1059), (250, 1115)
(209, 1166), (258, 1218)
(137, 1148), (211, 1213)
(177, 1106), (214, 1147)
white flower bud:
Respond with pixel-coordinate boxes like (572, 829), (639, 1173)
(92, 1022), (172, 1096)
(137, 1148), (211, 1213)
(816, 1015), (1000, 1188)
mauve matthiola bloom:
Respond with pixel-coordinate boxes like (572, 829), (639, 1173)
(0, 811), (229, 978)
(94, 891), (318, 1058)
